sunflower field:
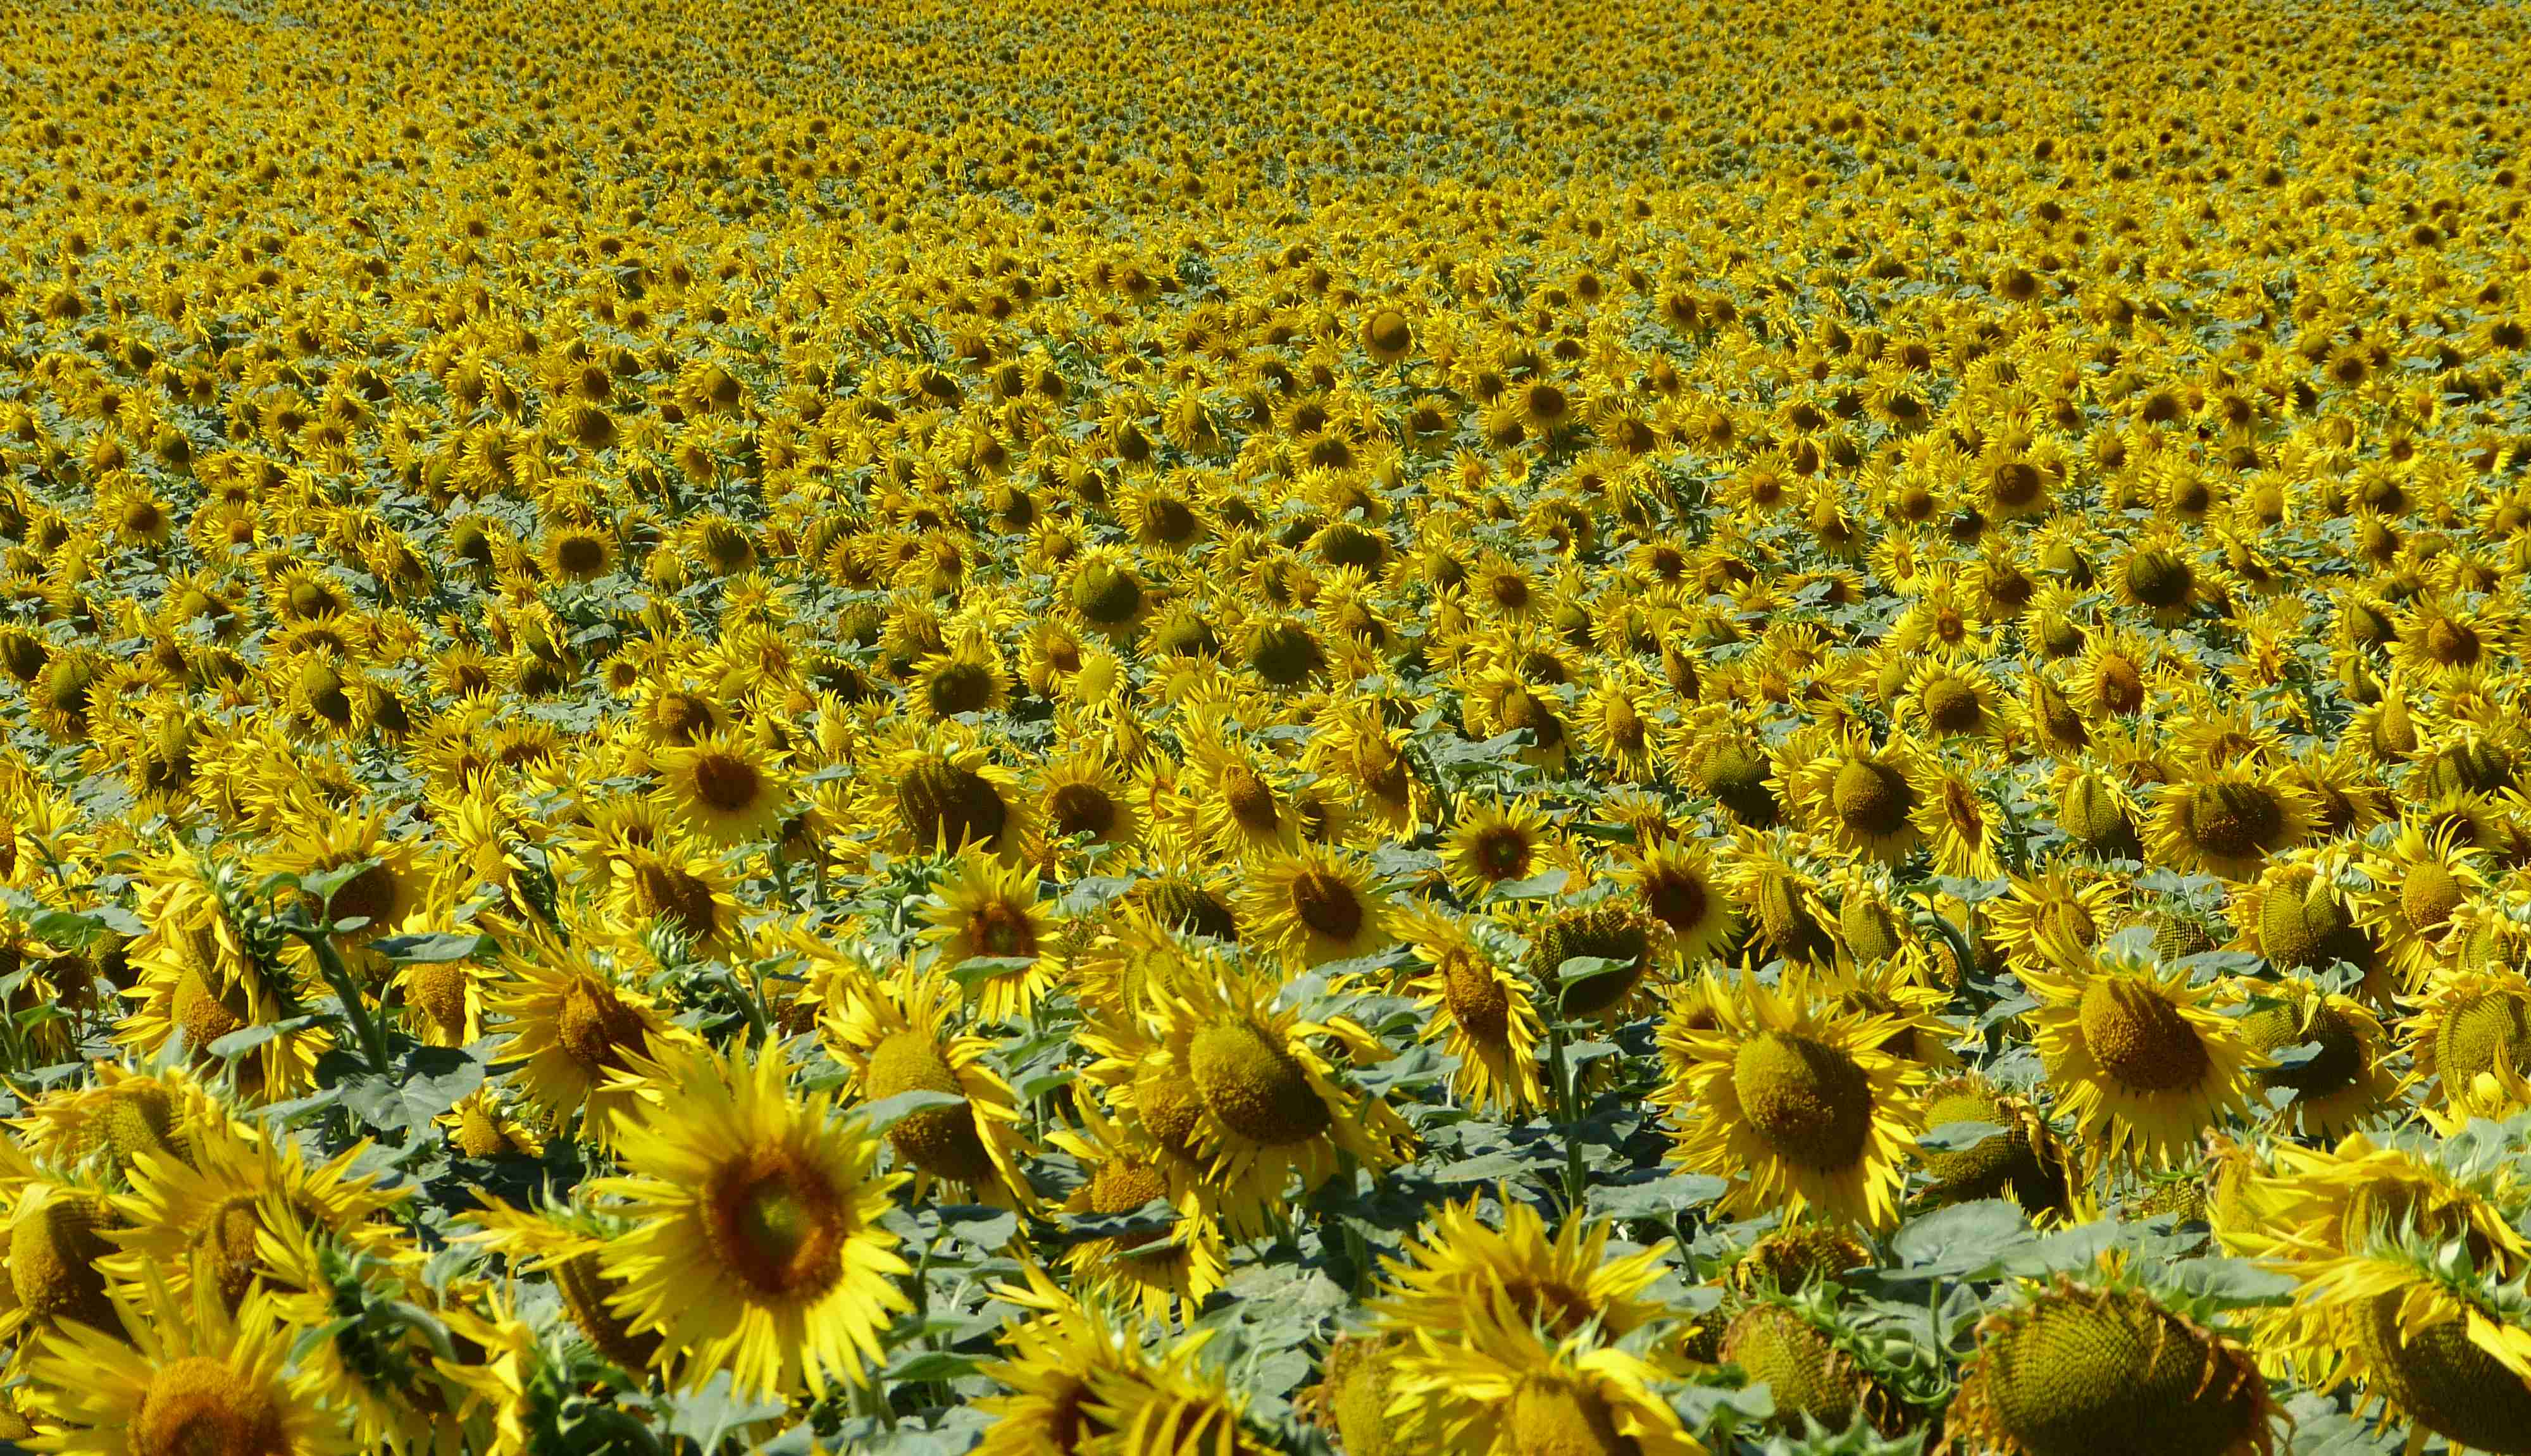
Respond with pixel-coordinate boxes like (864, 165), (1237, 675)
(9, 0), (2531, 1451)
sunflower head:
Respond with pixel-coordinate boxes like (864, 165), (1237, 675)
(1720, 1301), (1881, 1434)
(1530, 904), (1654, 1018)
(1948, 1281), (2275, 1456)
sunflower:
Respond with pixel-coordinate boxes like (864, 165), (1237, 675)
(2114, 531), (2204, 628)
(864, 730), (1033, 858)
(1367, 1196), (1670, 1345)
(607, 837), (746, 956)
(973, 1265), (1161, 1456)
(1243, 843), (1393, 968)
(1119, 968), (1411, 1235)
(25, 1272), (347, 1456)
(650, 730), (792, 844)
(2357, 821), (2485, 988)
(2145, 767), (2315, 880)
(1045, 1097), (1226, 1322)
(1946, 1279), (2278, 1456)
(2274, 1240), (2531, 1455)
(1782, 726), (1924, 864)
(1905, 658), (2003, 739)
(1384, 1314), (1702, 1456)
(1178, 713), (1303, 860)
(1029, 749), (1143, 864)
(821, 962), (1037, 1210)
(919, 849), (1056, 1021)
(592, 1040), (911, 1399)
(2403, 962), (2531, 1122)
(2048, 759), (2143, 860)
(1660, 968), (1925, 1229)
(1985, 866), (2121, 972)
(1911, 755), (2005, 878)
(2021, 941), (2263, 1169)
(1391, 903), (1544, 1114)
(2230, 978), (2396, 1138)
(103, 1112), (408, 1314)
(1622, 835), (1737, 965)
(1916, 1074), (2079, 1219)
(1442, 797), (1555, 898)
(480, 930), (696, 1138)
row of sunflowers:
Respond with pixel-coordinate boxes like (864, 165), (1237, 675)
(3, 0), (2531, 1450)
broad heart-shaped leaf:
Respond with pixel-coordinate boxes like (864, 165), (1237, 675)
(1489, 867), (1570, 900)
(856, 1088), (967, 1134)
(370, 931), (497, 964)
(638, 1370), (787, 1453)
(1586, 1170), (1728, 1220)
(1053, 1197), (1178, 1245)
(948, 955), (1036, 991)
(339, 1046), (485, 1136)
(932, 1204), (1020, 1254)
(2158, 1255), (2298, 1309)
(297, 857), (382, 909)
(1917, 1120), (2008, 1153)
(1887, 1198), (2035, 1279)
(1432, 1146), (1559, 1185)
(207, 1014), (321, 1061)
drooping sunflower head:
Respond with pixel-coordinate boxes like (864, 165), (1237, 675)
(823, 966), (1036, 1210)
(1140, 969), (1410, 1235)
(1914, 1074), (2076, 1221)
(2146, 769), (2314, 880)
(1526, 902), (1658, 1020)
(2232, 979), (2392, 1137)
(1948, 1280), (2277, 1456)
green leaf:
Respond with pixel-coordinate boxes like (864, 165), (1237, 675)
(857, 1089), (966, 1133)
(339, 1047), (484, 1134)
(1586, 1171), (1727, 1220)
(371, 932), (497, 964)
(1490, 868), (1570, 900)
(948, 955), (1037, 991)
(1887, 1198), (2035, 1278)
(1917, 1121), (2007, 1153)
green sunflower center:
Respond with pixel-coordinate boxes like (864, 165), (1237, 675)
(1734, 1031), (1874, 1171)
(1189, 1019), (1331, 1147)
(2077, 978), (2210, 1093)
(1506, 1372), (1627, 1456)
(896, 758), (1007, 850)
(1978, 1290), (2260, 1456)
(1831, 759), (1913, 837)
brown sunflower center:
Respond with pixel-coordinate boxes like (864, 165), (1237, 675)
(687, 752), (763, 814)
(556, 975), (647, 1074)
(1047, 782), (1117, 840)
(2078, 978), (2210, 1093)
(1438, 952), (1512, 1045)
(2183, 781), (2284, 860)
(1288, 869), (1365, 943)
(702, 1148), (845, 1300)
(633, 860), (721, 940)
(1641, 865), (1711, 935)
(1133, 1062), (1206, 1156)
(1922, 677), (1984, 733)
(1734, 1031), (1875, 1170)
(1221, 767), (1280, 833)
(2124, 549), (2193, 608)
(1189, 1019), (1331, 1146)
(1470, 824), (1534, 881)
(896, 758), (1008, 850)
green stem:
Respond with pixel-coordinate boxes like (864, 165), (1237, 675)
(299, 928), (392, 1075)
